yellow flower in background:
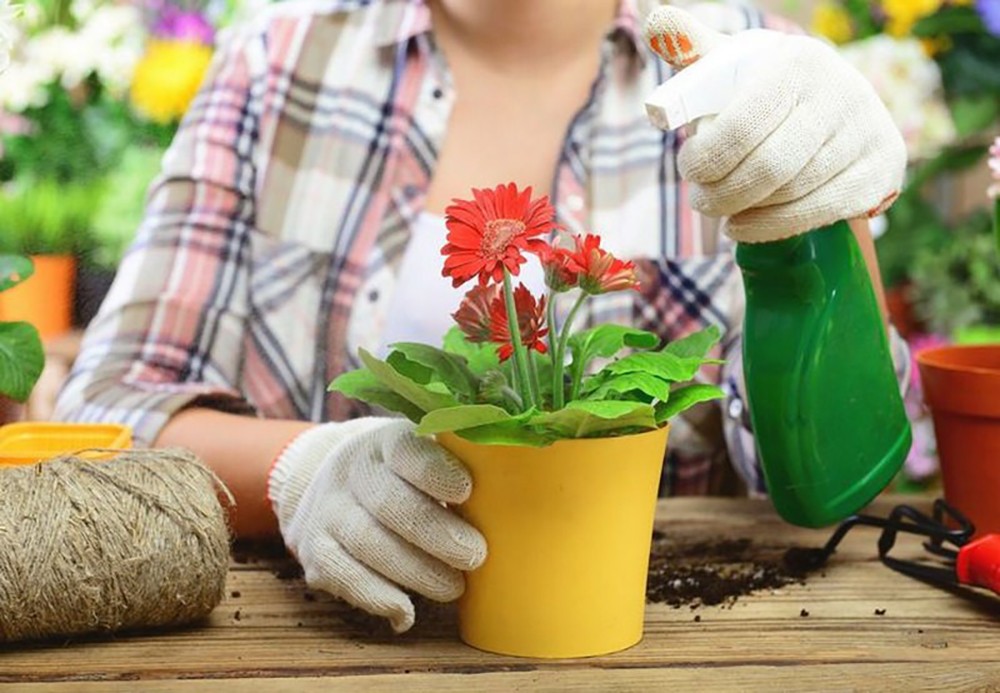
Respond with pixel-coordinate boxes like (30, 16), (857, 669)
(882, 0), (944, 37)
(812, 1), (854, 44)
(130, 39), (212, 124)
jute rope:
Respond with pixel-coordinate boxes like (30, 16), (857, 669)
(0, 449), (232, 643)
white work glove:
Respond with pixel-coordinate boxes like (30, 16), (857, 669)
(268, 417), (487, 633)
(644, 6), (907, 243)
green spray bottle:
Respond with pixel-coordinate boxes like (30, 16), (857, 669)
(645, 8), (912, 528)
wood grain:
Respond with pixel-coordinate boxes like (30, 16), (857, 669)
(2, 496), (998, 690)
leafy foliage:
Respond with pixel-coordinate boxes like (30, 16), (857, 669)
(0, 255), (45, 403)
(331, 325), (723, 447)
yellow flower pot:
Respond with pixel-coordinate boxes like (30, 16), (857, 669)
(438, 424), (670, 658)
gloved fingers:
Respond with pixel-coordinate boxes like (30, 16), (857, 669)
(299, 532), (416, 633)
(758, 132), (857, 209)
(676, 58), (798, 185)
(725, 151), (903, 242)
(644, 4), (726, 68)
(688, 105), (830, 217)
(379, 420), (473, 504)
(328, 499), (467, 603)
(349, 458), (487, 571)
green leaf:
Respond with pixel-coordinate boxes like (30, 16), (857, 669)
(911, 6), (985, 37)
(663, 325), (722, 359)
(654, 384), (725, 424)
(327, 369), (426, 423)
(386, 351), (433, 385)
(0, 322), (45, 403)
(453, 421), (555, 447)
(530, 400), (657, 438)
(415, 404), (515, 435)
(605, 351), (707, 382)
(0, 255), (35, 292)
(358, 348), (460, 412)
(583, 371), (673, 402)
(443, 327), (500, 375)
(568, 324), (660, 362)
(948, 95), (1000, 138)
(567, 325), (660, 395)
(388, 342), (479, 399)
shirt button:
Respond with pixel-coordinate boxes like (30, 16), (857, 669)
(402, 184), (420, 198)
(432, 87), (444, 99)
(566, 194), (585, 212)
(728, 397), (743, 420)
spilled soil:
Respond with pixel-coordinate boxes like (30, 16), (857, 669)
(646, 533), (819, 608)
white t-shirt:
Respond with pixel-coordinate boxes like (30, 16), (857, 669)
(378, 212), (546, 356)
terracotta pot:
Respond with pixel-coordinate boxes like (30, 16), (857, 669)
(438, 425), (670, 658)
(0, 254), (76, 340)
(917, 345), (1000, 536)
(885, 282), (922, 340)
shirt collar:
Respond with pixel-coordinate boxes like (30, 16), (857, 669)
(370, 0), (649, 64)
(371, 0), (432, 49)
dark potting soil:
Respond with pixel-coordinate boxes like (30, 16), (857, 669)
(646, 533), (817, 608)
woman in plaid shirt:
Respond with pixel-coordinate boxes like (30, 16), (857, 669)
(55, 0), (907, 632)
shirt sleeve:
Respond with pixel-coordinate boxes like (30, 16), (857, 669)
(54, 25), (267, 446)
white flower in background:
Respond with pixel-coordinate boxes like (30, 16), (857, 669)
(839, 35), (957, 162)
(78, 3), (143, 96)
(0, 61), (50, 111)
(1, 0), (143, 111)
(989, 136), (1000, 200)
(0, 0), (17, 74)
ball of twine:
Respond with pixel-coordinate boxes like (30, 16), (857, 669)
(0, 448), (232, 643)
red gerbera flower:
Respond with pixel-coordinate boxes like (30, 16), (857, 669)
(452, 284), (501, 343)
(567, 234), (640, 294)
(489, 283), (549, 362)
(538, 244), (579, 292)
(441, 183), (556, 288)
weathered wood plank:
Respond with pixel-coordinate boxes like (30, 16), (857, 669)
(7, 664), (1000, 692)
(1, 497), (997, 689)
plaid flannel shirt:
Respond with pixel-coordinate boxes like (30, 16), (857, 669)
(55, 0), (900, 496)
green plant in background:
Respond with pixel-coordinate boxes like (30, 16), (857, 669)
(83, 145), (165, 269)
(811, 0), (999, 342)
(910, 207), (1000, 335)
(0, 178), (102, 255)
(0, 255), (45, 403)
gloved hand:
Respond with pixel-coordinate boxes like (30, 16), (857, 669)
(268, 417), (487, 632)
(643, 6), (907, 243)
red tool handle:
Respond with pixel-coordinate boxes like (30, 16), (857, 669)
(956, 534), (1000, 596)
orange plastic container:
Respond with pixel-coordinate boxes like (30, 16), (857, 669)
(0, 422), (132, 466)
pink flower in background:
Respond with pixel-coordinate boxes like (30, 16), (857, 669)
(902, 332), (950, 482)
(153, 6), (214, 45)
(988, 136), (1000, 199)
(908, 332), (950, 395)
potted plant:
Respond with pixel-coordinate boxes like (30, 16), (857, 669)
(330, 183), (723, 658)
(916, 136), (1000, 538)
(0, 178), (100, 339)
(0, 0), (215, 332)
(0, 255), (45, 425)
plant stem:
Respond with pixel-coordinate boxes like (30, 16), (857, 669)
(547, 296), (559, 408)
(502, 270), (536, 410)
(552, 292), (587, 409)
(528, 349), (543, 409)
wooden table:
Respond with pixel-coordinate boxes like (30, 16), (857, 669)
(2, 496), (998, 691)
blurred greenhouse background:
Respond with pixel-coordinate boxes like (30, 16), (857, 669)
(0, 0), (999, 486)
